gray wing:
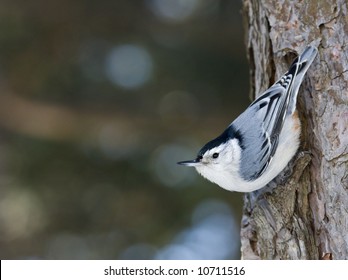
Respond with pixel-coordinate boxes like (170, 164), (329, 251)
(234, 68), (298, 181)
(232, 46), (317, 181)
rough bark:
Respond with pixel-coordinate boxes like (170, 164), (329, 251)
(241, 0), (348, 259)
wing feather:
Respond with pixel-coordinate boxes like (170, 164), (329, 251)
(235, 64), (299, 181)
(231, 46), (317, 181)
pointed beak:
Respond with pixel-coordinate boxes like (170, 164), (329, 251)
(177, 157), (201, 167)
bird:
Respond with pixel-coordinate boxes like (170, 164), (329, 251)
(177, 46), (318, 192)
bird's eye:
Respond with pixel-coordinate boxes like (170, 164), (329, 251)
(212, 153), (219, 159)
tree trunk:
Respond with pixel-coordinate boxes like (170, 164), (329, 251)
(241, 0), (348, 260)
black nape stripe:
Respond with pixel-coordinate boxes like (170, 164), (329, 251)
(197, 124), (245, 157)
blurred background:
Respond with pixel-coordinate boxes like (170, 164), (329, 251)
(0, 0), (250, 259)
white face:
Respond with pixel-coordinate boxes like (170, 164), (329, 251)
(195, 139), (240, 173)
(177, 138), (242, 191)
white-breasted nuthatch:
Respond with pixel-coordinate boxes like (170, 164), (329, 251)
(178, 46), (318, 192)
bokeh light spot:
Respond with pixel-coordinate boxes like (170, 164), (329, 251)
(0, 187), (47, 241)
(105, 44), (153, 89)
(147, 0), (200, 22)
(155, 199), (239, 259)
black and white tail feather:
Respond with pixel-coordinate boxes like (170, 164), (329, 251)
(178, 46), (318, 192)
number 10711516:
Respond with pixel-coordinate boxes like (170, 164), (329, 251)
(197, 266), (246, 276)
